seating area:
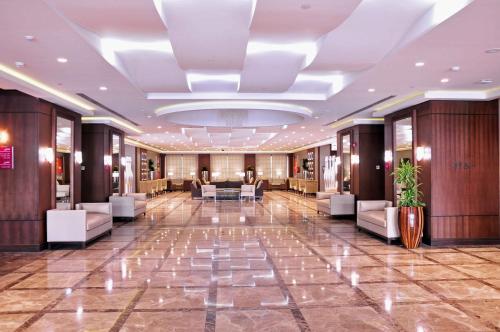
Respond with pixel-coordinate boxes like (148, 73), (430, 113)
(2, 1), (500, 330)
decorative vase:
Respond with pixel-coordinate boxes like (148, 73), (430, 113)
(399, 206), (424, 249)
(149, 171), (155, 180)
(246, 170), (253, 183)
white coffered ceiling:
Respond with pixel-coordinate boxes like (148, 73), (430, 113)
(0, 0), (499, 152)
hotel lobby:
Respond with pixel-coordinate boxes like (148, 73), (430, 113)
(1, 0), (500, 331)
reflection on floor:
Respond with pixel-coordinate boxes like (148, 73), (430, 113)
(1, 192), (500, 331)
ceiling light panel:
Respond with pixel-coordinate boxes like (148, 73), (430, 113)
(155, 0), (255, 70)
(186, 71), (241, 92)
(243, 40), (323, 93)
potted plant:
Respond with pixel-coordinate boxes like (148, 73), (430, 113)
(392, 160), (425, 249)
(201, 166), (208, 182)
(246, 166), (254, 183)
(148, 159), (155, 180)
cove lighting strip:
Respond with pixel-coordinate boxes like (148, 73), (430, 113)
(329, 118), (384, 129)
(82, 116), (142, 134)
(0, 63), (94, 114)
(124, 138), (164, 153)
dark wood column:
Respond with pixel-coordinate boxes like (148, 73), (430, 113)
(81, 124), (124, 202)
(337, 124), (385, 201)
(244, 154), (256, 182)
(417, 100), (499, 245)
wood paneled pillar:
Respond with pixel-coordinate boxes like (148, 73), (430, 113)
(198, 154), (210, 181)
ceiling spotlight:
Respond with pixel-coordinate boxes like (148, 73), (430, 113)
(157, 125), (162, 129)
(15, 61), (25, 68)
(314, 116), (320, 119)
(300, 126), (305, 129)
(440, 78), (449, 83)
(485, 48), (500, 54)
(478, 79), (493, 84)
(24, 35), (35, 41)
(147, 115), (152, 119)
(415, 62), (425, 67)
(99, 86), (108, 91)
(57, 58), (68, 63)
(450, 66), (460, 71)
(282, 124), (288, 129)
(368, 88), (375, 92)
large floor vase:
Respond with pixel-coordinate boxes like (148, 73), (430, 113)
(399, 206), (424, 249)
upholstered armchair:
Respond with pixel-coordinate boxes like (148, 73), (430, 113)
(47, 202), (113, 248)
(356, 200), (399, 244)
(240, 185), (255, 200)
(191, 180), (202, 199)
(109, 193), (147, 220)
(316, 192), (354, 217)
(201, 185), (217, 200)
(255, 180), (264, 200)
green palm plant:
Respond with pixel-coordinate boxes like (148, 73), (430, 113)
(392, 160), (425, 207)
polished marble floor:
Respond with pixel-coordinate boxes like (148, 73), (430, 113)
(1, 191), (500, 331)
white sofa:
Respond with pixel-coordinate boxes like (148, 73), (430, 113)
(47, 203), (112, 249)
(240, 185), (255, 200)
(109, 193), (147, 219)
(316, 192), (355, 216)
(356, 200), (399, 244)
(201, 185), (217, 200)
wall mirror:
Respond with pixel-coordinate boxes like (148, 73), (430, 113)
(393, 117), (413, 203)
(341, 134), (351, 193)
(55, 116), (73, 209)
(112, 134), (121, 194)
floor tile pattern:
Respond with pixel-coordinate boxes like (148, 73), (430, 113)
(0, 191), (499, 331)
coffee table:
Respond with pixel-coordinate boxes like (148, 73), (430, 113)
(216, 188), (241, 200)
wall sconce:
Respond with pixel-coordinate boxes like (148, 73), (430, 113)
(75, 151), (83, 164)
(384, 150), (393, 163)
(351, 154), (360, 165)
(104, 155), (112, 166)
(416, 147), (431, 161)
(39, 147), (54, 163)
(257, 171), (263, 176)
(0, 130), (9, 144)
(384, 150), (393, 170)
(167, 171), (173, 177)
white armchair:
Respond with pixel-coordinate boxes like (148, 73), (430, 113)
(240, 185), (255, 200)
(201, 185), (217, 200)
(47, 203), (112, 249)
(316, 192), (355, 216)
(109, 193), (147, 220)
(356, 200), (399, 244)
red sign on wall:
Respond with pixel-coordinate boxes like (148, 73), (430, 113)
(0, 146), (14, 169)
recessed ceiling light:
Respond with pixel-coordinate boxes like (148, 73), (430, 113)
(450, 66), (460, 71)
(440, 78), (449, 83)
(415, 62), (425, 67)
(157, 125), (162, 129)
(24, 35), (35, 41)
(478, 79), (493, 84)
(99, 86), (107, 91)
(300, 126), (305, 129)
(15, 61), (25, 68)
(485, 48), (500, 54)
(57, 58), (68, 63)
(314, 116), (319, 119)
(320, 129), (325, 132)
(147, 115), (152, 119)
(282, 124), (288, 129)
(368, 88), (376, 92)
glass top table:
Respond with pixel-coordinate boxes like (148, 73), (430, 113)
(215, 188), (241, 200)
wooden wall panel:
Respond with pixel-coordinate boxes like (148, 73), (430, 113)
(0, 90), (70, 251)
(414, 99), (500, 245)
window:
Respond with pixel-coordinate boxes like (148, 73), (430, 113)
(211, 154), (244, 180)
(256, 154), (288, 179)
(166, 155), (198, 179)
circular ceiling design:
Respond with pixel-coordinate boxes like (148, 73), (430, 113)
(154, 101), (311, 127)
